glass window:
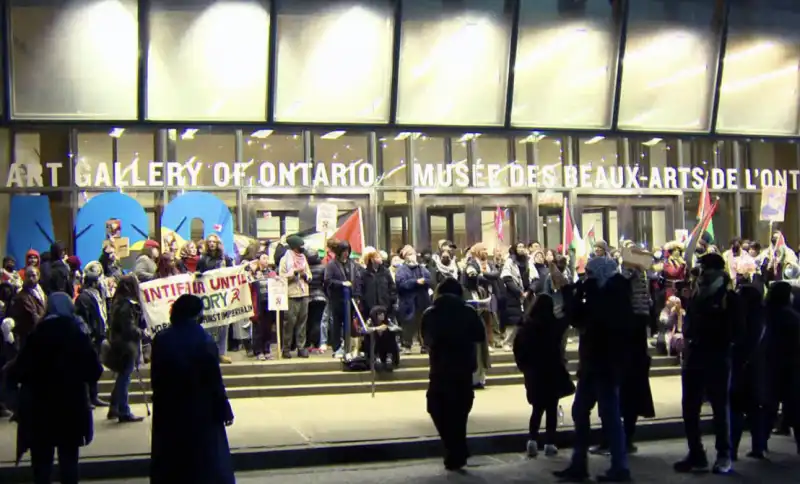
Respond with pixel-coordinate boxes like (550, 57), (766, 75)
(0, 130), (9, 187)
(396, 0), (511, 126)
(173, 129), (237, 187)
(511, 0), (618, 128)
(9, 131), (70, 189)
(377, 133), (409, 187)
(577, 137), (620, 189)
(380, 191), (410, 254)
(242, 130), (304, 187)
(10, 0), (138, 119)
(274, 1), (394, 123)
(148, 0), (270, 121)
(629, 138), (680, 187)
(75, 130), (157, 188)
(473, 136), (523, 188)
(2, 191), (74, 263)
(716, 1), (800, 135)
(617, 0), (720, 131)
(530, 135), (565, 188)
(311, 131), (371, 188)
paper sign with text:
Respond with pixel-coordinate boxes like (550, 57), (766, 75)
(316, 203), (338, 234)
(267, 278), (288, 311)
(139, 265), (253, 335)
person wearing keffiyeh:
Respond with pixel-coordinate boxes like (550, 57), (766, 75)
(278, 235), (312, 359)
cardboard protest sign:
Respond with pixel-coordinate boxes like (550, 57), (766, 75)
(139, 265), (253, 335)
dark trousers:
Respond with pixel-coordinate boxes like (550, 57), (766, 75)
(362, 331), (399, 362)
(427, 389), (474, 468)
(571, 373), (628, 473)
(401, 311), (424, 349)
(252, 312), (272, 355)
(329, 297), (352, 353)
(530, 398), (558, 444)
(681, 355), (732, 458)
(31, 443), (79, 484)
(731, 402), (767, 456)
(306, 300), (326, 348)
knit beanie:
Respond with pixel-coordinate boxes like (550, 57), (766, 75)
(286, 235), (304, 250)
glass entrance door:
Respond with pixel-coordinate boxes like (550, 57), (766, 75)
(575, 195), (678, 251)
(416, 194), (533, 254)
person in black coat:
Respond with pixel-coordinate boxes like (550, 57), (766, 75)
(501, 243), (530, 350)
(421, 278), (486, 471)
(306, 250), (327, 351)
(39, 241), (73, 297)
(74, 263), (110, 409)
(149, 294), (235, 484)
(766, 281), (800, 452)
(556, 256), (632, 482)
(514, 294), (573, 458)
(8, 292), (103, 484)
(360, 250), (397, 326)
(674, 253), (742, 475)
(107, 275), (145, 423)
(730, 283), (769, 460)
(323, 241), (361, 356)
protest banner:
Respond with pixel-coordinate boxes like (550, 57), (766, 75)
(760, 185), (787, 222)
(139, 265), (253, 335)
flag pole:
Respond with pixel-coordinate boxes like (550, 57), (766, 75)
(562, 200), (568, 256)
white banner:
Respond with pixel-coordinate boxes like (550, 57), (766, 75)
(139, 265), (254, 335)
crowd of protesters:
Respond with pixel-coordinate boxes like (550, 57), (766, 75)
(2, 227), (800, 482)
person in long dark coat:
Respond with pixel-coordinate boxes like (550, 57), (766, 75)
(501, 243), (530, 350)
(514, 294), (574, 458)
(8, 292), (103, 484)
(421, 278), (486, 471)
(765, 281), (800, 452)
(150, 294), (235, 484)
(731, 283), (769, 460)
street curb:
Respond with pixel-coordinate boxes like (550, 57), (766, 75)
(0, 417), (710, 482)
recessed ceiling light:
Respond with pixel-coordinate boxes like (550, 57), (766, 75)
(321, 130), (346, 140)
(181, 129), (198, 140)
(584, 136), (605, 145)
(109, 128), (125, 138)
(250, 129), (274, 139)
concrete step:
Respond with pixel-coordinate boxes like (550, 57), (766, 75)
(97, 355), (679, 392)
(104, 366), (680, 402)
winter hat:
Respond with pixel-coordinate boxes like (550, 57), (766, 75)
(144, 239), (160, 250)
(594, 240), (610, 254)
(170, 294), (204, 324)
(66, 255), (82, 272)
(700, 231), (714, 246)
(699, 252), (725, 271)
(286, 235), (304, 250)
(586, 255), (618, 287)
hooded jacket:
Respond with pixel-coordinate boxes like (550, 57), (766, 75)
(360, 261), (397, 320)
(421, 293), (486, 391)
(395, 262), (432, 321)
(17, 249), (40, 280)
(323, 242), (361, 302)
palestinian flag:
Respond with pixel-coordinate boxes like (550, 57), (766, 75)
(563, 199), (583, 256)
(296, 208), (365, 260)
(686, 198), (719, 269)
(698, 177), (715, 243)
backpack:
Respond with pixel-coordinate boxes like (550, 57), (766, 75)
(341, 353), (370, 372)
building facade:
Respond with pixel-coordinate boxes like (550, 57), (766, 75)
(0, 0), (799, 264)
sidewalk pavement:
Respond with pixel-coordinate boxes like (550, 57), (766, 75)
(1, 376), (703, 482)
(91, 437), (800, 484)
(0, 376), (685, 463)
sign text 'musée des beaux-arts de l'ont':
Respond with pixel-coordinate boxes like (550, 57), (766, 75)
(7, 159), (800, 191)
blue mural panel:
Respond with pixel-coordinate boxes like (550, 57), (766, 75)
(161, 192), (234, 256)
(75, 192), (149, 268)
(6, 195), (55, 265)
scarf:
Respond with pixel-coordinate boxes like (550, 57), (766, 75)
(182, 255), (199, 273)
(434, 255), (459, 280)
(693, 269), (726, 303)
(500, 257), (523, 290)
(84, 286), (108, 325)
(288, 250), (308, 291)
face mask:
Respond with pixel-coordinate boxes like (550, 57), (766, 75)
(441, 256), (451, 265)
